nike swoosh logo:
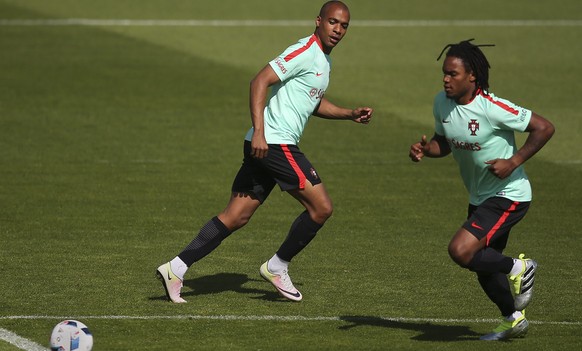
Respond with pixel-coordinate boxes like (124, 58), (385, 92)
(471, 221), (484, 230)
(316, 72), (323, 76)
(277, 287), (301, 297)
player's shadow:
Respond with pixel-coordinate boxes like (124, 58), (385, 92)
(152, 272), (290, 302)
(339, 316), (481, 342)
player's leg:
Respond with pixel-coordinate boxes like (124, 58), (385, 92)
(450, 198), (535, 340)
(259, 182), (332, 301)
(157, 140), (274, 303)
(448, 198), (530, 276)
(448, 226), (520, 316)
(258, 144), (330, 301)
(478, 271), (515, 316)
(480, 265), (530, 341)
(448, 228), (514, 273)
(156, 193), (261, 303)
(448, 226), (528, 341)
(279, 182), (332, 260)
(473, 232), (515, 317)
(266, 144), (332, 261)
(178, 192), (262, 266)
(461, 199), (536, 311)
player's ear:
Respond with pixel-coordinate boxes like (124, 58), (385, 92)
(469, 71), (476, 83)
(315, 15), (321, 28)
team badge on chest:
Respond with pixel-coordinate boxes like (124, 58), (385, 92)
(468, 119), (480, 136)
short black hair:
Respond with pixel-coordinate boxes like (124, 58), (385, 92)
(319, 0), (348, 17)
(437, 39), (495, 92)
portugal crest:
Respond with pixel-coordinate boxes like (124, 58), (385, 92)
(468, 119), (479, 136)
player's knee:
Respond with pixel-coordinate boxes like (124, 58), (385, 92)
(232, 217), (250, 230)
(322, 201), (333, 219)
(448, 242), (472, 268)
(313, 202), (333, 223)
(219, 213), (251, 231)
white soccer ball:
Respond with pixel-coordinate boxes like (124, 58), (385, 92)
(49, 320), (93, 351)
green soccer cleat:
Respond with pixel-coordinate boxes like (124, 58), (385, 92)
(509, 253), (538, 310)
(480, 313), (529, 341)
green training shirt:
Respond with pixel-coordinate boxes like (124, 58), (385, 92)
(245, 34), (331, 145)
(433, 89), (533, 205)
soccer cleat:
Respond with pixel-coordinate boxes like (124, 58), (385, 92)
(509, 253), (538, 310)
(156, 262), (187, 303)
(259, 261), (302, 302)
(480, 313), (529, 341)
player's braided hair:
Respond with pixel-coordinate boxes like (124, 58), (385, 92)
(437, 38), (495, 92)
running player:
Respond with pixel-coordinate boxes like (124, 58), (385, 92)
(157, 1), (373, 303)
(409, 39), (554, 340)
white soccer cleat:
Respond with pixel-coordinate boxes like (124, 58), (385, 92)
(259, 261), (302, 301)
(156, 262), (187, 303)
(509, 253), (537, 310)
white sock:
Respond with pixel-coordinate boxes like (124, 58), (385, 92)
(267, 254), (289, 274)
(505, 310), (523, 322)
(509, 258), (524, 276)
(170, 256), (188, 281)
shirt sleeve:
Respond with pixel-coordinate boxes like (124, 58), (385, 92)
(486, 95), (532, 132)
(268, 42), (311, 82)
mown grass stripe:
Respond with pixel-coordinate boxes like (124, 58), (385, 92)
(0, 19), (581, 27)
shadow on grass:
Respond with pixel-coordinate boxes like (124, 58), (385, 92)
(339, 316), (482, 342)
(152, 272), (295, 303)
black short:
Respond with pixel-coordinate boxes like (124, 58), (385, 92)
(462, 197), (530, 251)
(231, 141), (322, 203)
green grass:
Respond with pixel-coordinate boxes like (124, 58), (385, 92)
(1, 0), (581, 350)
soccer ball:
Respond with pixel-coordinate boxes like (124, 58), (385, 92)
(49, 320), (93, 351)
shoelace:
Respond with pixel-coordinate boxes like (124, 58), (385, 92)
(279, 270), (295, 291)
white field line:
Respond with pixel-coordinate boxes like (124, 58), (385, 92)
(1, 315), (581, 326)
(1, 315), (579, 350)
(0, 19), (582, 27)
(555, 160), (582, 164)
(0, 328), (47, 351)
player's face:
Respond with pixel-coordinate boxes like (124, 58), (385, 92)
(442, 56), (477, 105)
(315, 4), (350, 54)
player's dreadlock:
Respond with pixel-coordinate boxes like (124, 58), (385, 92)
(437, 38), (495, 92)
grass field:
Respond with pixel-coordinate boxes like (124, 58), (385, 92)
(1, 0), (581, 350)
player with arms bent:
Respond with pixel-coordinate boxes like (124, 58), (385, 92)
(157, 1), (373, 303)
(409, 39), (554, 340)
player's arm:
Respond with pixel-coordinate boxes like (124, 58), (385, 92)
(313, 97), (372, 124)
(249, 65), (280, 158)
(485, 112), (555, 179)
(409, 133), (450, 162)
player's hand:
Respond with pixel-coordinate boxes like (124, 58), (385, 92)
(351, 107), (373, 124)
(485, 158), (517, 179)
(409, 135), (428, 162)
(251, 134), (269, 159)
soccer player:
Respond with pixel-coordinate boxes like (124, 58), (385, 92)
(157, 1), (373, 303)
(409, 39), (554, 340)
